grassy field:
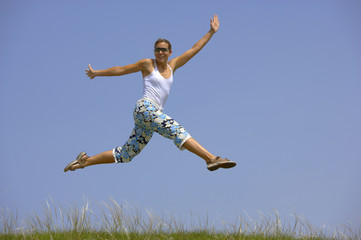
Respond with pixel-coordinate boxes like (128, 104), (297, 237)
(1, 198), (359, 239)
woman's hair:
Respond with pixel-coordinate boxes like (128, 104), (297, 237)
(154, 38), (172, 51)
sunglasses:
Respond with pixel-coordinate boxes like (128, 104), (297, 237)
(154, 47), (169, 53)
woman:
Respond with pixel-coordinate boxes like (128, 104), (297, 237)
(64, 14), (236, 172)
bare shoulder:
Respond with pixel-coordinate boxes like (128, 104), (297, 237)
(138, 58), (154, 77)
(168, 57), (178, 71)
(138, 58), (152, 67)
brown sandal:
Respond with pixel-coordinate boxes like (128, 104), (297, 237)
(206, 156), (236, 171)
(64, 152), (88, 172)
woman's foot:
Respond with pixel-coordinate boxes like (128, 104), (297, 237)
(206, 157), (236, 171)
(64, 152), (89, 172)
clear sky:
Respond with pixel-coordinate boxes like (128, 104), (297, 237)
(1, 0), (360, 232)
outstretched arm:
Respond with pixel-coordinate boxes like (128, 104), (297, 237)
(169, 14), (219, 72)
(85, 59), (151, 79)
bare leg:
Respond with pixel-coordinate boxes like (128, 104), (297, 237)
(72, 150), (114, 170)
(182, 137), (216, 162)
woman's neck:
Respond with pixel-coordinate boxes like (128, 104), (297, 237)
(155, 59), (168, 70)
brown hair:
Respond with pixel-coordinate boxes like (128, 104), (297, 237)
(154, 38), (172, 51)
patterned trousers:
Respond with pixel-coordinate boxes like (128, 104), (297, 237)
(113, 99), (191, 163)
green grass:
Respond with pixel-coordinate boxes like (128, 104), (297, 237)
(1, 198), (359, 240)
(0, 231), (319, 240)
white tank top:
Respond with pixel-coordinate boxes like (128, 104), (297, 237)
(142, 60), (173, 109)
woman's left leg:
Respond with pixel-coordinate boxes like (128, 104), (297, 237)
(182, 137), (216, 162)
(150, 110), (216, 162)
(151, 109), (236, 170)
(182, 137), (236, 171)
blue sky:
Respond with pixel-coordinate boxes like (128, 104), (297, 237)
(1, 0), (360, 231)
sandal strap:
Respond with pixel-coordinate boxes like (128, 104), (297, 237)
(207, 156), (221, 164)
(71, 152), (87, 170)
(207, 157), (231, 164)
(77, 152), (87, 168)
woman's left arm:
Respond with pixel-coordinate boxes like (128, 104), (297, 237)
(169, 14), (220, 72)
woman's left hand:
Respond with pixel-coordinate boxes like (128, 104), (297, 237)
(210, 14), (219, 33)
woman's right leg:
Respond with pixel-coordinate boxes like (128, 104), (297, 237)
(67, 100), (155, 172)
(70, 124), (153, 171)
(84, 150), (115, 167)
(70, 150), (114, 170)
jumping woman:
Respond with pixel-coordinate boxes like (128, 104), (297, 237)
(64, 14), (236, 172)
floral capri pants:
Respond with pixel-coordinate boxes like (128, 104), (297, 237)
(113, 98), (191, 163)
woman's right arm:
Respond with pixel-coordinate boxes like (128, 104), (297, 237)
(85, 59), (151, 79)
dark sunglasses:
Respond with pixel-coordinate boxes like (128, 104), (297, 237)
(154, 47), (169, 53)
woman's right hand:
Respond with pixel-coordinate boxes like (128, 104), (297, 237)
(85, 64), (96, 79)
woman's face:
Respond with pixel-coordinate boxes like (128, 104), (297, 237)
(154, 42), (172, 63)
